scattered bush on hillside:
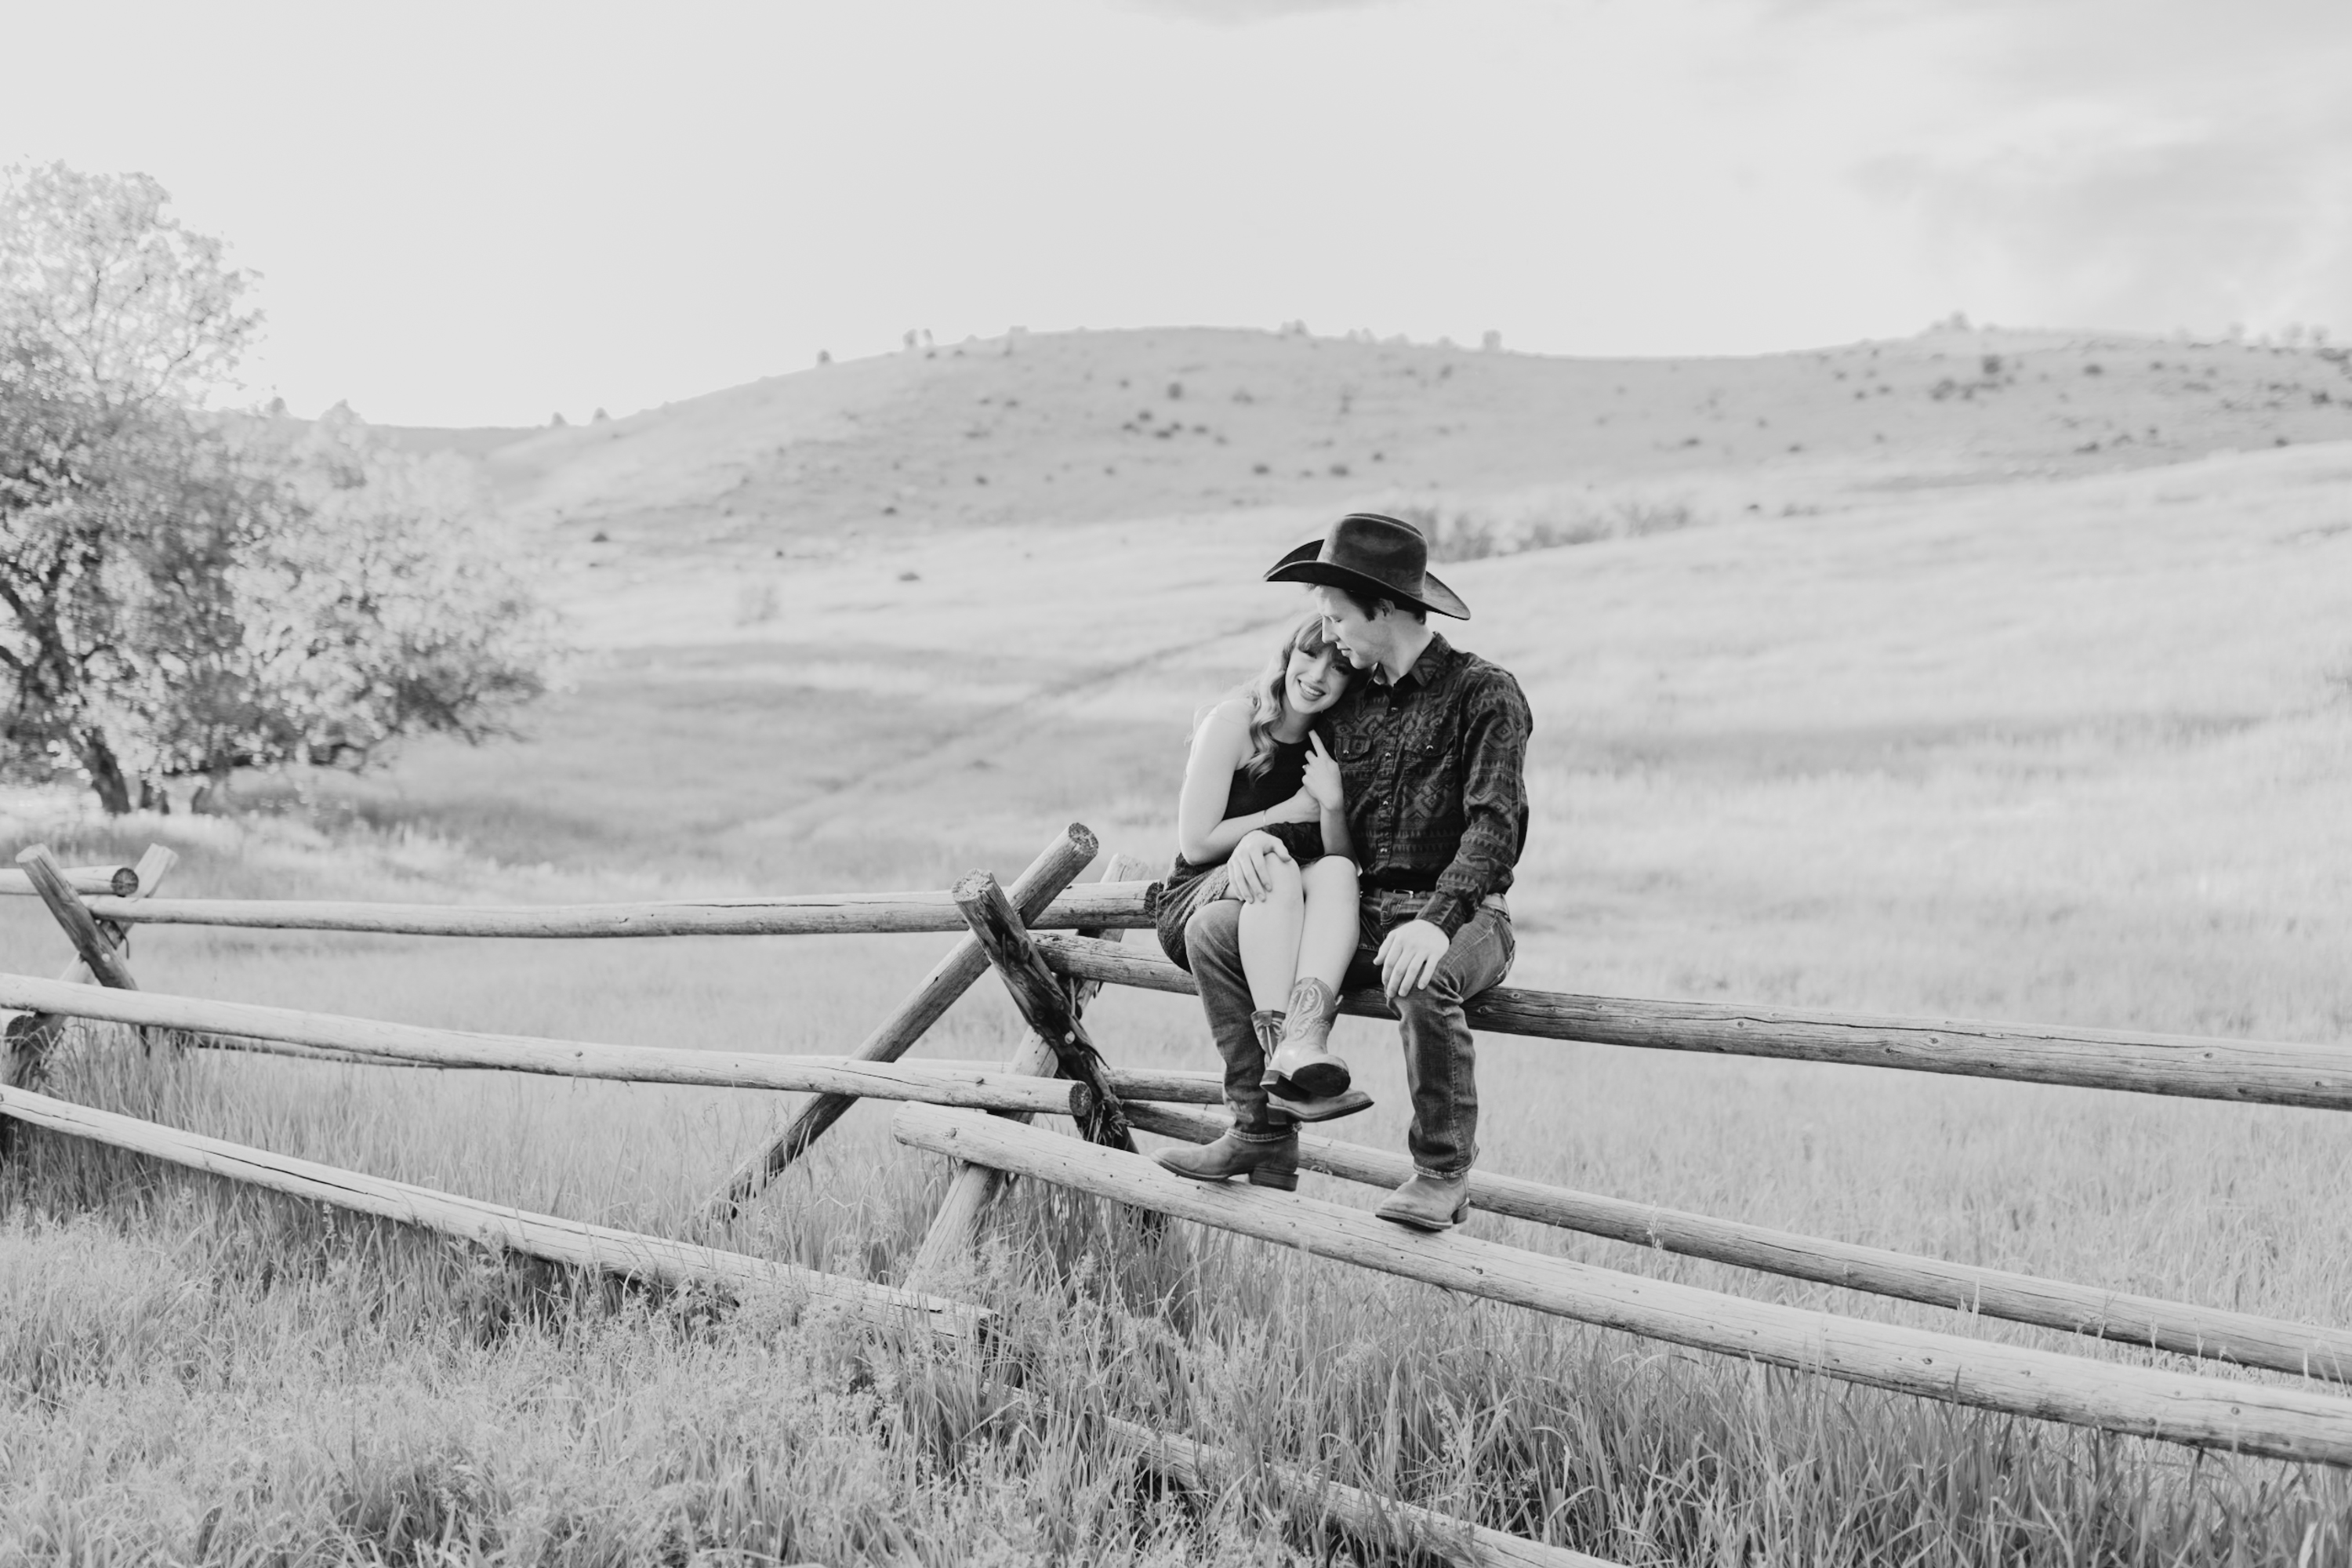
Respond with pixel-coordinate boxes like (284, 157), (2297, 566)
(734, 579), (781, 626)
(1394, 486), (1703, 563)
(0, 161), (556, 815)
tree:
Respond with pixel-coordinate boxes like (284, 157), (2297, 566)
(0, 162), (258, 409)
(150, 405), (554, 800)
(0, 163), (265, 809)
(0, 162), (554, 813)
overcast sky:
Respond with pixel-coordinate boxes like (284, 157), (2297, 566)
(5, 0), (2345, 427)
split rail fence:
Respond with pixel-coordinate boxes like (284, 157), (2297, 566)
(5, 822), (2352, 1566)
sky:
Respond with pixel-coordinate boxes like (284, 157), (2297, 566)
(4, 0), (2346, 427)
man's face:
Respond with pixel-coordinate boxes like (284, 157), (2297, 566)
(1312, 586), (1383, 670)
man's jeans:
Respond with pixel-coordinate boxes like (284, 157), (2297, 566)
(1182, 890), (1515, 1177)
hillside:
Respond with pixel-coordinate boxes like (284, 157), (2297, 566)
(457, 325), (2352, 560)
(284, 322), (2352, 899)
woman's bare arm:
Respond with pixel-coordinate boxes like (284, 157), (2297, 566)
(1301, 731), (1353, 862)
(1177, 702), (1313, 864)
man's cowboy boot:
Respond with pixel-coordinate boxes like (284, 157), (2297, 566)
(1376, 1171), (1472, 1232)
(1154, 1129), (1299, 1191)
(1264, 977), (1350, 1098)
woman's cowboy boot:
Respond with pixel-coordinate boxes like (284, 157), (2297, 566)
(1153, 1129), (1299, 1190)
(1264, 977), (1352, 1099)
(1268, 1081), (1374, 1122)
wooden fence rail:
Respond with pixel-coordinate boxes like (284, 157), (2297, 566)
(0, 1083), (984, 1338)
(1088, 1406), (1606, 1568)
(16, 833), (2352, 1510)
(156, 1025), (1223, 1110)
(894, 1104), (2352, 1468)
(1033, 934), (2352, 1112)
(71, 884), (1157, 941)
(0, 862), (142, 898)
(1128, 1102), (2352, 1383)
(0, 974), (1091, 1116)
(48, 869), (2352, 1116)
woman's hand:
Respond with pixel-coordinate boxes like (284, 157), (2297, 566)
(1266, 787), (1320, 826)
(1301, 733), (1345, 813)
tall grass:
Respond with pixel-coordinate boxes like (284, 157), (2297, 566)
(6, 804), (2352, 1563)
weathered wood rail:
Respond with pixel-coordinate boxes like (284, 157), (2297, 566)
(0, 862), (142, 898)
(895, 1104), (2352, 1467)
(0, 972), (1094, 1116)
(71, 883), (1158, 939)
(1033, 931), (2352, 1112)
(1085, 1400), (1602, 1568)
(0, 1082), (983, 1338)
(1127, 1101), (2352, 1383)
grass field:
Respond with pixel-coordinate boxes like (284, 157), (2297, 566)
(5, 379), (2352, 1559)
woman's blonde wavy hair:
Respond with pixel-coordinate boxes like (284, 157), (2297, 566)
(1197, 613), (1347, 781)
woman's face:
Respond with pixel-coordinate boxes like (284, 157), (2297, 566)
(1284, 641), (1348, 716)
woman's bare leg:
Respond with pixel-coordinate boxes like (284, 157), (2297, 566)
(1235, 854), (1306, 1011)
(1296, 857), (1360, 992)
(1266, 857), (1364, 1105)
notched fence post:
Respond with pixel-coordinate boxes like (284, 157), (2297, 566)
(19, 844), (147, 990)
(953, 868), (1133, 1150)
(904, 854), (1149, 1289)
(2, 844), (176, 1157)
(702, 822), (1102, 1220)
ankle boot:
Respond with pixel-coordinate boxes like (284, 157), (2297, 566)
(1265, 976), (1350, 1099)
(1376, 1170), (1473, 1232)
(1153, 1128), (1299, 1190)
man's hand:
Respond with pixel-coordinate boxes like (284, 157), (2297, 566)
(1377, 919), (1450, 1000)
(1228, 830), (1293, 902)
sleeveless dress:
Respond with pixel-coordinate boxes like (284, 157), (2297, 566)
(1155, 735), (1311, 970)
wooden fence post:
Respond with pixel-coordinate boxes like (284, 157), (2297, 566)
(18, 844), (153, 990)
(702, 824), (1102, 1219)
(2, 844), (176, 1156)
(952, 867), (1134, 1147)
(904, 854), (1149, 1288)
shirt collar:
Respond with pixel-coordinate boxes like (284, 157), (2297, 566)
(1372, 633), (1452, 694)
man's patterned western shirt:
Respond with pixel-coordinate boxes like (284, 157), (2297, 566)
(1269, 633), (1532, 938)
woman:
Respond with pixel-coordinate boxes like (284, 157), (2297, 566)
(1155, 614), (1367, 1125)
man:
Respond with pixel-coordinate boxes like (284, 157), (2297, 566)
(1156, 512), (1532, 1230)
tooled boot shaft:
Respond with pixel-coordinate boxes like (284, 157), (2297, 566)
(1281, 977), (1338, 1052)
(1267, 975), (1350, 1099)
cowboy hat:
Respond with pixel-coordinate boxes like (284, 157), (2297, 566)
(1264, 512), (1469, 620)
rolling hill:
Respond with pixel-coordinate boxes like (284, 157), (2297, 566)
(339, 325), (2352, 941)
(420, 325), (2352, 564)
